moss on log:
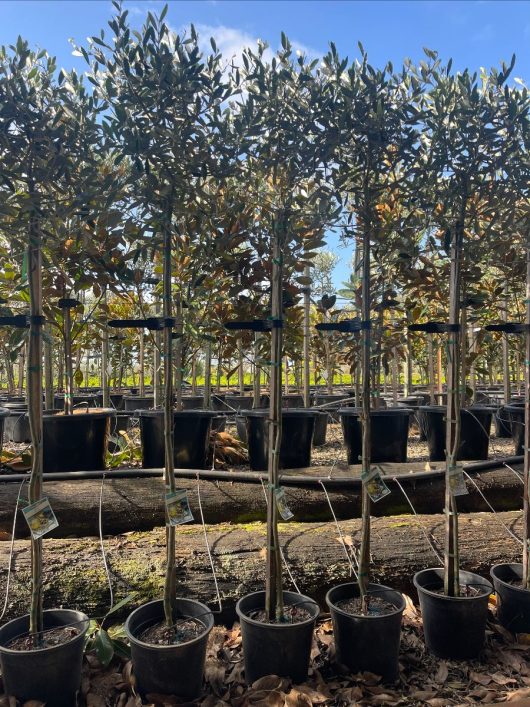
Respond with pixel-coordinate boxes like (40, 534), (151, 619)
(0, 511), (522, 624)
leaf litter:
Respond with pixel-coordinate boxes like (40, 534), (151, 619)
(3, 598), (530, 706)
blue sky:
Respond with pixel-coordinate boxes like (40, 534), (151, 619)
(1, 0), (529, 289)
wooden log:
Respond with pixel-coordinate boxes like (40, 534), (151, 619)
(0, 462), (523, 537)
(0, 511), (522, 624)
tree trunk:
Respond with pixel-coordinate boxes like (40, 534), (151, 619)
(139, 331), (145, 397)
(44, 324), (54, 410)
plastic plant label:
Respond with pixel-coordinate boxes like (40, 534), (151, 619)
(362, 465), (391, 503)
(274, 487), (294, 520)
(165, 489), (194, 526)
(448, 466), (468, 497)
(22, 497), (59, 539)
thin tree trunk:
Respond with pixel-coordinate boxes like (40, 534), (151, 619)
(303, 265), (311, 407)
(359, 225), (371, 605)
(503, 281), (511, 405)
(18, 345), (25, 394)
(265, 223), (284, 621)
(238, 338), (245, 395)
(523, 235), (530, 587)
(203, 340), (212, 410)
(27, 200), (44, 637)
(64, 306), (73, 415)
(437, 343), (443, 398)
(139, 331), (145, 397)
(162, 214), (176, 625)
(253, 334), (261, 409)
(392, 346), (398, 405)
(101, 291), (110, 408)
(444, 190), (466, 597)
(44, 324), (54, 410)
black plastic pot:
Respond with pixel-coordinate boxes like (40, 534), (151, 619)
(211, 414), (227, 432)
(491, 563), (530, 634)
(96, 392), (124, 410)
(312, 393), (351, 421)
(326, 582), (405, 682)
(43, 408), (115, 473)
(313, 411), (329, 446)
(2, 403), (29, 443)
(282, 394), (305, 409)
(0, 608), (89, 707)
(495, 406), (513, 438)
(506, 404), (526, 455)
(224, 395), (254, 412)
(235, 415), (247, 443)
(339, 408), (413, 464)
(139, 409), (217, 469)
(236, 590), (319, 684)
(125, 598), (213, 700)
(416, 405), (494, 462)
(414, 568), (492, 659)
(243, 409), (317, 471)
(108, 411), (138, 453)
(181, 395), (205, 410)
(123, 395), (155, 411)
(53, 393), (99, 410)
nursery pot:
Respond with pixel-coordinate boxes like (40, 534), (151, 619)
(108, 411), (137, 453)
(243, 409), (317, 471)
(224, 395), (254, 412)
(236, 590), (319, 684)
(312, 411), (329, 446)
(413, 568), (492, 659)
(53, 393), (98, 410)
(0, 608), (89, 707)
(1, 403), (26, 443)
(125, 598), (213, 700)
(506, 404), (526, 455)
(326, 582), (405, 682)
(43, 408), (115, 473)
(312, 393), (351, 421)
(491, 563), (530, 634)
(495, 405), (513, 438)
(339, 408), (413, 464)
(139, 409), (217, 469)
(282, 393), (305, 409)
(416, 405), (494, 462)
(123, 395), (155, 411)
(211, 414), (227, 432)
(181, 395), (205, 410)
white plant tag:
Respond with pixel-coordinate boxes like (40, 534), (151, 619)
(449, 466), (468, 496)
(274, 487), (294, 520)
(165, 489), (194, 526)
(362, 465), (391, 503)
(22, 497), (59, 539)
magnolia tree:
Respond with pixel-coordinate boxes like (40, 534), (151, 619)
(84, 3), (236, 627)
(323, 43), (429, 606)
(0, 40), (111, 637)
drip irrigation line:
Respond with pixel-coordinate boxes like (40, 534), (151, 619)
(319, 480), (359, 578)
(0, 478), (27, 622)
(196, 473), (222, 613)
(0, 456), (523, 487)
(391, 476), (443, 564)
(259, 477), (301, 594)
(503, 462), (524, 482)
(462, 470), (523, 546)
(98, 474), (114, 609)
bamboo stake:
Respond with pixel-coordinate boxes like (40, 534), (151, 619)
(359, 226), (371, 604)
(523, 234), (530, 588)
(303, 264), (311, 407)
(63, 305), (73, 415)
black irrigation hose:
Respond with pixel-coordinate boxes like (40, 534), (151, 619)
(0, 456), (523, 488)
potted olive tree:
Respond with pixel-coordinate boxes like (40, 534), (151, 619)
(320, 44), (428, 681)
(232, 36), (338, 684)
(412, 58), (523, 658)
(0, 42), (92, 706)
(84, 6), (232, 698)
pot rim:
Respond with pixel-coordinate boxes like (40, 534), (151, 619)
(241, 409), (318, 418)
(0, 407), (12, 418)
(325, 582), (405, 619)
(490, 562), (530, 593)
(417, 405), (496, 414)
(43, 407), (116, 419)
(236, 590), (319, 629)
(138, 409), (219, 418)
(125, 599), (213, 651)
(0, 608), (89, 655)
(338, 407), (414, 416)
(413, 567), (492, 601)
